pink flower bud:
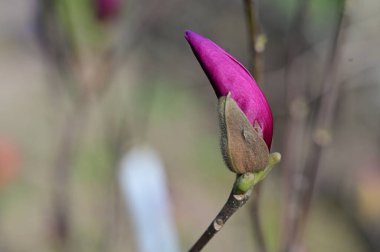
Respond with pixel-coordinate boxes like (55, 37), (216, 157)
(95, 0), (121, 21)
(185, 30), (273, 149)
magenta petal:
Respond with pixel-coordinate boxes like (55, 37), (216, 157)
(185, 30), (273, 149)
(96, 0), (121, 21)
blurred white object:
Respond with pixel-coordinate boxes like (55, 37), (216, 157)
(119, 146), (180, 252)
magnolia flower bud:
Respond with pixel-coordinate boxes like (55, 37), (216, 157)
(185, 30), (276, 174)
(185, 30), (273, 149)
(95, 0), (122, 21)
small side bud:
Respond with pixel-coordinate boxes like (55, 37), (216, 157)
(218, 94), (269, 174)
(252, 152), (281, 185)
(255, 34), (267, 53)
(269, 152), (281, 166)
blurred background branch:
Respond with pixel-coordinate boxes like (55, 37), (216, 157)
(242, 1), (268, 252)
(283, 0), (345, 251)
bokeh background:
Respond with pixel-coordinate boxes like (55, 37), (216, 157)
(0, 0), (379, 251)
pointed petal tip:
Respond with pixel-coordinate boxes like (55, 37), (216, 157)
(184, 30), (206, 43)
(184, 30), (193, 41)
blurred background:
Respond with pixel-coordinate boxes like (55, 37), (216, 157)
(0, 0), (379, 251)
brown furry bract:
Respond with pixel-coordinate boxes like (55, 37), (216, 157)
(218, 94), (269, 174)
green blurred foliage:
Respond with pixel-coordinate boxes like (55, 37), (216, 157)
(56, 0), (105, 50)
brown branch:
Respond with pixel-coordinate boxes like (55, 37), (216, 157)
(187, 152), (280, 251)
(51, 97), (88, 252)
(282, 1), (347, 251)
(188, 178), (253, 252)
(242, 1), (268, 251)
(249, 185), (267, 252)
(292, 0), (347, 246)
(243, 0), (264, 84)
(49, 43), (119, 252)
(279, 1), (312, 251)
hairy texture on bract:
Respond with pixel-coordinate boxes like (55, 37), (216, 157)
(218, 96), (234, 172)
(218, 95), (269, 174)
